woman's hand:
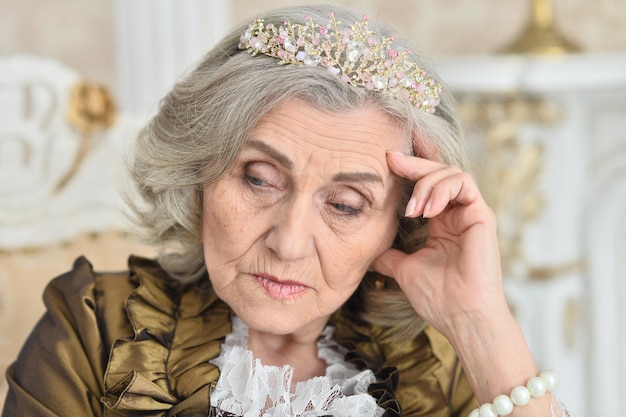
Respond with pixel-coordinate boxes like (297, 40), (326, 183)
(372, 151), (510, 338)
(373, 152), (556, 414)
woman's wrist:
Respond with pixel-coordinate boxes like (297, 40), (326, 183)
(444, 308), (540, 403)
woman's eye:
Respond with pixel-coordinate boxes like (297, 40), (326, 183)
(327, 187), (368, 217)
(331, 202), (360, 215)
(245, 174), (268, 187)
(243, 162), (283, 191)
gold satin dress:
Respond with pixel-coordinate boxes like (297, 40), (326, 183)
(2, 256), (476, 417)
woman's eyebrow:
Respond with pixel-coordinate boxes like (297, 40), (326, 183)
(246, 140), (294, 169)
(331, 172), (383, 185)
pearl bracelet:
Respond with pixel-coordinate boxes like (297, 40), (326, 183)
(468, 370), (560, 417)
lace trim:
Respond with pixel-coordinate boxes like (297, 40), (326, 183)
(551, 393), (575, 417)
(209, 316), (384, 417)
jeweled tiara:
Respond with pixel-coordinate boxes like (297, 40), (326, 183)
(238, 12), (442, 114)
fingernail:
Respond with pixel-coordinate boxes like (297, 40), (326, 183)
(423, 199), (432, 218)
(405, 197), (417, 217)
(387, 150), (406, 158)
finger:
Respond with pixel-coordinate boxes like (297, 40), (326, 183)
(386, 151), (453, 217)
(405, 165), (465, 218)
(371, 248), (407, 280)
(387, 151), (472, 217)
(386, 151), (447, 182)
(422, 171), (481, 218)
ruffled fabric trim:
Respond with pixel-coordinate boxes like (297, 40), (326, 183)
(209, 316), (384, 417)
(341, 341), (401, 417)
(102, 256), (232, 416)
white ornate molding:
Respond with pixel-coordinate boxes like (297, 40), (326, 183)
(436, 52), (626, 417)
(435, 53), (626, 94)
(585, 94), (626, 417)
(0, 55), (143, 250)
(1, 0), (234, 248)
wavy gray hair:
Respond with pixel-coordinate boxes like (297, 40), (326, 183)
(129, 4), (470, 341)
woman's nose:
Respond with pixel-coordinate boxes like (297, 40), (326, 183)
(264, 194), (315, 262)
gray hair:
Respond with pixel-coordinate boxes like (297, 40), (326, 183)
(129, 4), (469, 341)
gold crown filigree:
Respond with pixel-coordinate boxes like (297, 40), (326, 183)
(238, 13), (442, 113)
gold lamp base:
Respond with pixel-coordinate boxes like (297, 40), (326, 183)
(500, 0), (581, 55)
(501, 24), (582, 55)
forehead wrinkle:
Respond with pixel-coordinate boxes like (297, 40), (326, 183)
(250, 101), (407, 188)
(326, 148), (391, 187)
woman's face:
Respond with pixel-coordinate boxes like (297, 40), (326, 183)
(202, 99), (409, 337)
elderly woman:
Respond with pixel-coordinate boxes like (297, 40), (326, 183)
(3, 5), (568, 417)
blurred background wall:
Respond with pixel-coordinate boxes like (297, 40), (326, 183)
(3, 0), (626, 93)
(1, 0), (625, 416)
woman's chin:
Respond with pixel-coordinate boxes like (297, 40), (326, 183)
(236, 308), (329, 338)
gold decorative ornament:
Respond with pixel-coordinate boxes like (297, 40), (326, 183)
(500, 0), (581, 55)
(458, 95), (564, 277)
(528, 260), (584, 281)
(66, 81), (116, 133)
(55, 81), (116, 193)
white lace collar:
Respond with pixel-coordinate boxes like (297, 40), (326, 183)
(209, 316), (384, 417)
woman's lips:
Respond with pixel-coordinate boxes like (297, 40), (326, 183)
(254, 274), (309, 299)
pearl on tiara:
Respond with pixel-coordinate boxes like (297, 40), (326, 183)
(238, 12), (442, 114)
